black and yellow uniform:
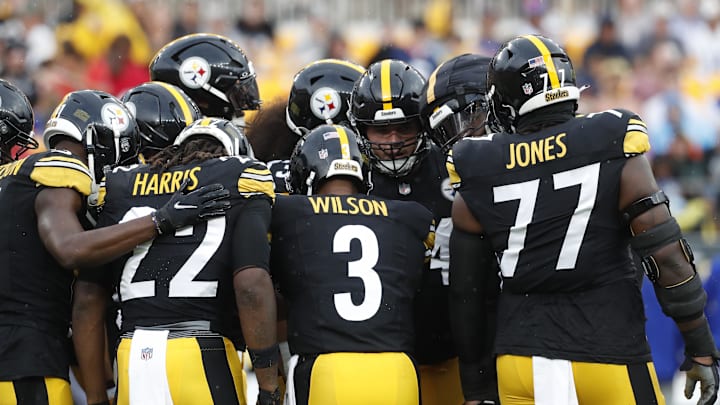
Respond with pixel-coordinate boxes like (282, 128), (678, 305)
(266, 158), (290, 195)
(270, 194), (435, 405)
(0, 150), (93, 405)
(96, 156), (275, 405)
(448, 109), (665, 403)
(369, 144), (462, 404)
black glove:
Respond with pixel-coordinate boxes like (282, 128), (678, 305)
(152, 179), (230, 235)
(681, 356), (720, 405)
(257, 387), (282, 405)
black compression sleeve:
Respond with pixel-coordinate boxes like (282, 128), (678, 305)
(232, 197), (272, 274)
(449, 227), (500, 400)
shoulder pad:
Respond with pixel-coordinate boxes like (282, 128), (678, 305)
(29, 151), (93, 196)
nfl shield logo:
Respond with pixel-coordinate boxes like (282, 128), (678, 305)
(522, 83), (533, 95)
(398, 182), (412, 195)
(141, 347), (153, 361)
(318, 148), (329, 159)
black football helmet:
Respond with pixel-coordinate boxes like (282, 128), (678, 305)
(174, 117), (254, 158)
(488, 35), (579, 132)
(44, 90), (140, 184)
(0, 79), (38, 163)
(420, 53), (496, 152)
(286, 59), (365, 136)
(348, 59), (429, 178)
(149, 33), (261, 121)
(288, 124), (370, 195)
(121, 81), (202, 157)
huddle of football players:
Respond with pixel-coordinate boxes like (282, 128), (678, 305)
(0, 30), (718, 405)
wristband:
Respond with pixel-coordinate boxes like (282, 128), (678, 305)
(249, 344), (280, 369)
(150, 211), (164, 235)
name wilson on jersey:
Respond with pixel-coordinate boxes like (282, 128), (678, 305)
(309, 196), (389, 217)
(132, 166), (201, 195)
(506, 133), (567, 169)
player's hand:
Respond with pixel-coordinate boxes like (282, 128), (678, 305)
(681, 356), (719, 405)
(153, 179), (230, 235)
(257, 387), (281, 405)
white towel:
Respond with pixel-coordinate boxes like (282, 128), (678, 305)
(532, 356), (579, 405)
(128, 329), (173, 405)
(284, 354), (300, 405)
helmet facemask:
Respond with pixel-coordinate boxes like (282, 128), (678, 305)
(0, 115), (38, 161)
(427, 94), (487, 152)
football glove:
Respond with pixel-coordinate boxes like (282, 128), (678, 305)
(681, 357), (720, 405)
(152, 179), (230, 235)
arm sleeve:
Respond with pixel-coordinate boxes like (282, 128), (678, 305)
(449, 227), (500, 400)
(232, 196), (273, 274)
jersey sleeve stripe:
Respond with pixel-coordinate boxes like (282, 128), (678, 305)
(238, 178), (276, 202)
(240, 172), (274, 182)
(628, 118), (647, 128)
(37, 156), (92, 177)
(30, 166), (93, 196)
(446, 153), (461, 188)
(623, 130), (651, 155)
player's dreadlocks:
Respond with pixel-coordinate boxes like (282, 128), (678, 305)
(149, 136), (226, 169)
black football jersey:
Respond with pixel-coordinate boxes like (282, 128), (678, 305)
(0, 150), (93, 379)
(270, 194), (434, 355)
(266, 159), (290, 195)
(369, 144), (456, 364)
(448, 109), (653, 363)
(98, 156), (275, 335)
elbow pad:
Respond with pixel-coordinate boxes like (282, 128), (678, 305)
(630, 217), (695, 282)
(654, 274), (706, 323)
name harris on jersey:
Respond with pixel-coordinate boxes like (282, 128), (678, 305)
(132, 166), (201, 196)
(308, 195), (388, 217)
(506, 133), (567, 170)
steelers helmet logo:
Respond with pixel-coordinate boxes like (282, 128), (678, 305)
(311, 87), (342, 121)
(124, 101), (137, 118)
(179, 56), (211, 89)
(101, 103), (130, 131)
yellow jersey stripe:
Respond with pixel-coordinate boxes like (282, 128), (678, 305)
(336, 125), (351, 159)
(628, 118), (646, 128)
(30, 166), (93, 196)
(446, 150), (461, 186)
(238, 178), (276, 202)
(624, 131), (651, 154)
(155, 81), (194, 125)
(244, 167), (272, 176)
(381, 60), (393, 110)
(524, 35), (560, 89)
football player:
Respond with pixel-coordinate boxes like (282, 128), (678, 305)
(120, 81), (203, 161)
(270, 124), (435, 404)
(0, 79), (38, 164)
(419, 53), (500, 404)
(86, 118), (279, 405)
(348, 58), (463, 405)
(246, 58), (365, 194)
(448, 34), (719, 404)
(149, 33), (261, 127)
(0, 89), (229, 405)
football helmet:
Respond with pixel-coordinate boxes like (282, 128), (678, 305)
(286, 59), (365, 136)
(44, 90), (140, 184)
(0, 79), (38, 162)
(420, 53), (494, 152)
(348, 59), (429, 178)
(288, 124), (370, 195)
(488, 34), (579, 132)
(121, 81), (202, 156)
(149, 33), (261, 121)
(174, 117), (254, 157)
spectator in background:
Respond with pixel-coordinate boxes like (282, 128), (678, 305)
(86, 35), (149, 97)
(1, 40), (37, 104)
(172, 0), (200, 39)
(230, 0), (274, 57)
(581, 15), (632, 96)
(20, 7), (56, 71)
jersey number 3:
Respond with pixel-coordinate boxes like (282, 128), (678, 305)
(333, 225), (382, 322)
(493, 162), (599, 277)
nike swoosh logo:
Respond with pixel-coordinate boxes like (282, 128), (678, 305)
(173, 202), (198, 210)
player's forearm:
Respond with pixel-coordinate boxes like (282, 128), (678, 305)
(234, 267), (279, 391)
(72, 281), (110, 402)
